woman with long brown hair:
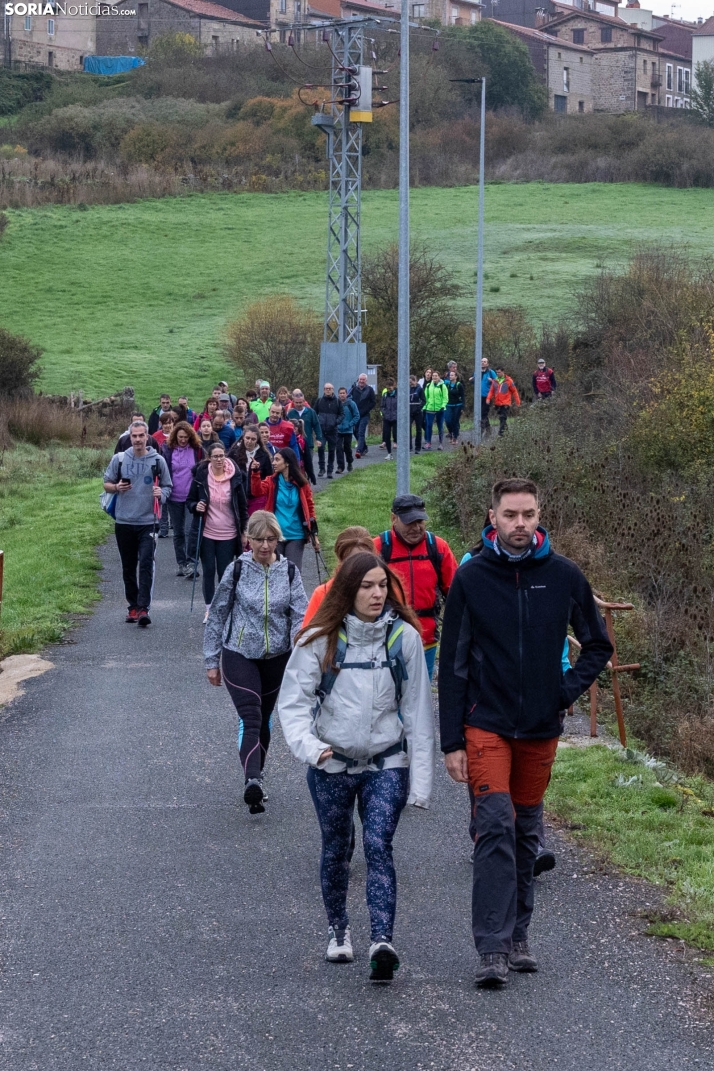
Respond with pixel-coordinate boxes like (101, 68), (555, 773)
(277, 553), (434, 982)
(162, 420), (202, 577)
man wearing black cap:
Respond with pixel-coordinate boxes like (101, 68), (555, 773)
(375, 494), (458, 679)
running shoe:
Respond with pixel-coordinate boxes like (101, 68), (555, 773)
(347, 463), (353, 472)
(385, 454), (392, 461)
(369, 939), (399, 982)
(326, 926), (354, 963)
(355, 451), (361, 459)
(136, 609), (151, 628)
(203, 608), (210, 624)
(474, 952), (509, 988)
(508, 942), (538, 972)
(125, 608), (139, 623)
(244, 779), (265, 814)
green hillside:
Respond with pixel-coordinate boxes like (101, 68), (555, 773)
(2, 182), (714, 409)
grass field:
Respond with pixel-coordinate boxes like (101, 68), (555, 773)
(2, 183), (714, 408)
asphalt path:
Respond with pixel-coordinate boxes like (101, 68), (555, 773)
(1, 461), (714, 1070)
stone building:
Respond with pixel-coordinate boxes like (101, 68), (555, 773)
(269, 0), (481, 33)
(492, 20), (593, 112)
(3, 8), (95, 70)
(96, 0), (263, 56)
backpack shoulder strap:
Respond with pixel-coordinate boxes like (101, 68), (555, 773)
(288, 560), (296, 584)
(378, 531), (391, 563)
(314, 627), (349, 705)
(385, 618), (409, 707)
(425, 532), (444, 586)
(232, 558), (243, 595)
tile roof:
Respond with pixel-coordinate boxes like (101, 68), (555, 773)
(491, 18), (594, 53)
(694, 15), (714, 35)
(544, 8), (663, 36)
(164, 0), (264, 24)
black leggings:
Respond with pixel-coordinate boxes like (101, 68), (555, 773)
(200, 536), (238, 605)
(221, 648), (290, 782)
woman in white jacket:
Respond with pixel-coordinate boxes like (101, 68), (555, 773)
(278, 552), (434, 982)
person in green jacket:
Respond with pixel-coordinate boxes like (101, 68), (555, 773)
(250, 382), (273, 423)
(423, 371), (449, 450)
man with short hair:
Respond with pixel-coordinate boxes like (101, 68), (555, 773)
(287, 389), (322, 485)
(479, 357), (498, 438)
(375, 495), (458, 679)
(114, 413), (159, 454)
(336, 387), (359, 473)
(218, 381), (237, 407)
(533, 358), (557, 400)
(314, 383), (343, 479)
(218, 393), (234, 417)
(438, 478), (612, 987)
(266, 402), (301, 455)
(251, 382), (273, 423)
(103, 421), (172, 627)
(148, 394), (172, 435)
(177, 396), (196, 425)
(349, 373), (376, 458)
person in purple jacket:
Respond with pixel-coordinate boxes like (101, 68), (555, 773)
(162, 421), (203, 579)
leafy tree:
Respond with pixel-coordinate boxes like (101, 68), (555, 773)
(691, 61), (714, 127)
(147, 33), (204, 64)
(362, 244), (463, 379)
(442, 21), (548, 120)
(0, 328), (42, 397)
(225, 295), (321, 397)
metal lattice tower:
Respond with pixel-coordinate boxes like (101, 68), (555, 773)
(311, 19), (377, 387)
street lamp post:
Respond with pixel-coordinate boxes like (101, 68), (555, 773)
(396, 0), (410, 496)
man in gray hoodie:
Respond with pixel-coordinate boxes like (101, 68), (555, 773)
(103, 421), (172, 626)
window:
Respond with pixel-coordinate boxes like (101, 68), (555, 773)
(666, 94), (672, 106)
(24, 14), (31, 29)
(412, 2), (425, 13)
(47, 50), (54, 67)
(580, 56), (584, 63)
(450, 5), (458, 23)
(295, 0), (301, 16)
(211, 35), (219, 54)
(684, 68), (690, 94)
(279, 0), (286, 10)
(578, 100), (585, 112)
(572, 28), (584, 43)
(470, 9), (478, 22)
(553, 94), (567, 113)
(557, 51), (562, 58)
(47, 18), (55, 35)
(563, 67), (570, 91)
(138, 2), (148, 29)
(677, 66), (684, 93)
(643, 59), (647, 72)
(665, 63), (672, 90)
(600, 26), (612, 42)
(651, 93), (656, 103)
(675, 96), (681, 107)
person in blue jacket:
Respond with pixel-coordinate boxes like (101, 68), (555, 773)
(336, 387), (359, 473)
(470, 358), (498, 438)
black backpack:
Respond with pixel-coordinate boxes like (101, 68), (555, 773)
(378, 529), (445, 620)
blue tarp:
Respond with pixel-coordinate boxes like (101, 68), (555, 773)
(83, 56), (145, 75)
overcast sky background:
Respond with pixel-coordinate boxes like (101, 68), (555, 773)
(647, 0), (712, 23)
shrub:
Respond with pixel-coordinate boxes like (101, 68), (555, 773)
(0, 70), (52, 117)
(225, 295), (322, 398)
(0, 328), (42, 397)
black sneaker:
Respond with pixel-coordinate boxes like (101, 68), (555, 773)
(369, 939), (399, 982)
(244, 779), (265, 814)
(474, 952), (509, 988)
(327, 473), (333, 479)
(508, 941), (538, 972)
(318, 470), (325, 477)
(347, 463), (353, 472)
(533, 847), (556, 877)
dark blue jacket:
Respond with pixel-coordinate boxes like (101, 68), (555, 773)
(438, 526), (612, 749)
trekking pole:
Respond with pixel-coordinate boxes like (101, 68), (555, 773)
(190, 515), (204, 613)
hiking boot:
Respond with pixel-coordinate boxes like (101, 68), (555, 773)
(369, 939), (399, 982)
(176, 566), (187, 576)
(327, 473), (333, 479)
(533, 847), (556, 877)
(137, 609), (151, 628)
(474, 953), (509, 988)
(244, 779), (265, 814)
(336, 467), (344, 474)
(326, 926), (354, 963)
(125, 608), (139, 623)
(508, 941), (538, 972)
(347, 463), (353, 472)
(318, 469), (326, 478)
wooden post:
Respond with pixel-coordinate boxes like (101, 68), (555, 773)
(603, 606), (627, 747)
(590, 681), (598, 737)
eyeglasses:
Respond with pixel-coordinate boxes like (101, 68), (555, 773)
(253, 536), (278, 545)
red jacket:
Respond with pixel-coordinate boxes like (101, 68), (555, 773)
(374, 528), (458, 647)
(250, 470), (317, 539)
(486, 375), (520, 408)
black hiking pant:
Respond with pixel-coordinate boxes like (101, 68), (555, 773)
(336, 433), (353, 470)
(221, 647), (291, 782)
(200, 536), (238, 606)
(302, 446), (317, 486)
(410, 411), (423, 452)
(317, 432), (337, 475)
(382, 419), (397, 454)
(115, 522), (155, 611)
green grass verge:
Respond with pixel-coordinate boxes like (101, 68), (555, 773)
(547, 744), (714, 952)
(3, 183), (714, 407)
(0, 447), (111, 657)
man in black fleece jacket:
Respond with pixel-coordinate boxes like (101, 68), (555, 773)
(438, 478), (612, 988)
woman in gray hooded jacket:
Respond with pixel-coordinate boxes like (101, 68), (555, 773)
(277, 552), (434, 982)
(204, 510), (307, 814)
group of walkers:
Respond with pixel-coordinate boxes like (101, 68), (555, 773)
(103, 370), (592, 992)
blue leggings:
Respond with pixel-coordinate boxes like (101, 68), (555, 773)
(307, 766), (409, 940)
(424, 409), (445, 445)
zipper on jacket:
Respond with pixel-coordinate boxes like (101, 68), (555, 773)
(264, 569), (270, 654)
(516, 569), (523, 738)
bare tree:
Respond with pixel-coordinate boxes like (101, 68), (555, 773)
(225, 295), (321, 396)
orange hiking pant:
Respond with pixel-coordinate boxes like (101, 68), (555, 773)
(464, 727), (558, 807)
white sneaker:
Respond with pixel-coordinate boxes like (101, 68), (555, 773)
(203, 607), (210, 624)
(385, 454), (393, 461)
(326, 926), (354, 963)
(369, 939), (399, 981)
